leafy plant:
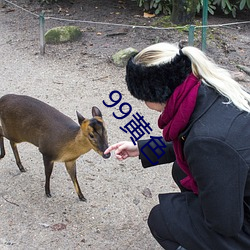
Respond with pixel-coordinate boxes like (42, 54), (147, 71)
(135, 0), (250, 18)
(135, 0), (172, 15)
(213, 0), (237, 17)
(197, 0), (217, 15)
(239, 0), (250, 9)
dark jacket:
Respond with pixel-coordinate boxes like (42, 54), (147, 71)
(138, 84), (250, 249)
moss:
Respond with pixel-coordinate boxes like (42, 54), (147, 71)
(152, 16), (196, 32)
(152, 16), (172, 27)
(45, 26), (82, 44)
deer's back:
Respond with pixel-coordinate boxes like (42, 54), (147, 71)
(0, 94), (79, 147)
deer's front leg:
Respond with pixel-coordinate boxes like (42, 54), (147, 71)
(65, 160), (86, 202)
(43, 155), (54, 198)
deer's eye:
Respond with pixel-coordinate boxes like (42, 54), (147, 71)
(89, 133), (94, 139)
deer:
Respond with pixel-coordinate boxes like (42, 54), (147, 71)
(0, 94), (111, 201)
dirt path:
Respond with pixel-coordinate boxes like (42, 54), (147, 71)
(0, 1), (249, 249)
(0, 3), (176, 250)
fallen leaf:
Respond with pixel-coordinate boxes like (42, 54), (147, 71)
(143, 12), (155, 18)
(51, 223), (67, 231)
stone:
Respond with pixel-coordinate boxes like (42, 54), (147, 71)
(112, 47), (138, 67)
(142, 187), (152, 198)
(231, 71), (247, 82)
(0, 0), (6, 8)
(44, 26), (82, 44)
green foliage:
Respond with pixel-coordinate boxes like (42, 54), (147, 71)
(239, 0), (250, 9)
(213, 0), (237, 17)
(135, 0), (172, 15)
(135, 0), (250, 18)
(197, 0), (216, 15)
(205, 0), (250, 18)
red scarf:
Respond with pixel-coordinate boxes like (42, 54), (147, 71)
(158, 73), (200, 194)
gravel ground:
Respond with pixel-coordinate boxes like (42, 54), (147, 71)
(0, 1), (249, 249)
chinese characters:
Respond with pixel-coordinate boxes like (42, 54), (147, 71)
(103, 90), (165, 165)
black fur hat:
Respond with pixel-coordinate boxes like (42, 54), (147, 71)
(125, 52), (192, 103)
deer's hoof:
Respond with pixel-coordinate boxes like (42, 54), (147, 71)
(79, 196), (87, 202)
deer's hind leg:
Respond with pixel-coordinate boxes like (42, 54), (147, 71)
(65, 161), (86, 202)
(10, 141), (26, 172)
(0, 126), (5, 159)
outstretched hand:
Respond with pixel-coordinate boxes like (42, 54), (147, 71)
(104, 141), (139, 160)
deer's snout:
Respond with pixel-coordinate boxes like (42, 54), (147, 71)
(102, 152), (111, 159)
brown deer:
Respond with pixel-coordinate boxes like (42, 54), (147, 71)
(0, 94), (110, 201)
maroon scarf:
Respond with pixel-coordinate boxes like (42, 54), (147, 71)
(158, 73), (200, 194)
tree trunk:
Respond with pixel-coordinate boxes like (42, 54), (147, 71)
(171, 0), (198, 25)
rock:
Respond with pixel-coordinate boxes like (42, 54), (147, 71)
(236, 65), (250, 76)
(39, 223), (50, 228)
(231, 71), (247, 82)
(0, 0), (5, 8)
(142, 187), (152, 198)
(45, 26), (82, 44)
(133, 197), (140, 205)
(112, 47), (138, 67)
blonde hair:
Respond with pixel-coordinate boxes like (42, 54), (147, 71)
(134, 42), (250, 113)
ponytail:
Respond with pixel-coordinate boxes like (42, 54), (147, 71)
(182, 46), (250, 112)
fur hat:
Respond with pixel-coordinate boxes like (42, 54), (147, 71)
(125, 52), (192, 103)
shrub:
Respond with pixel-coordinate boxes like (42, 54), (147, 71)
(135, 0), (250, 17)
(135, 0), (172, 15)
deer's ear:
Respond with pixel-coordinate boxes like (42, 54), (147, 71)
(76, 111), (85, 125)
(92, 106), (102, 118)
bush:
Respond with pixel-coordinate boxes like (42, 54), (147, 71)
(135, 0), (250, 18)
(135, 0), (172, 15)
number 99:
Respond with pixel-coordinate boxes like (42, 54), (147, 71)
(103, 90), (122, 107)
(113, 102), (132, 119)
(103, 90), (132, 119)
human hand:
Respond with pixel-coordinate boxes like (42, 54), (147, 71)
(104, 141), (139, 160)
